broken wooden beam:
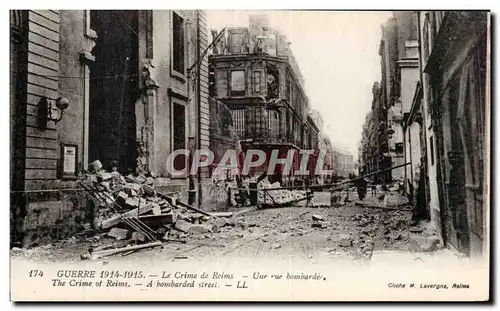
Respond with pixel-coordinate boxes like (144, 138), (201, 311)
(157, 191), (219, 219)
(231, 206), (260, 219)
(89, 241), (163, 259)
(135, 213), (174, 226)
(101, 203), (153, 229)
(212, 212), (233, 218)
(354, 201), (411, 211)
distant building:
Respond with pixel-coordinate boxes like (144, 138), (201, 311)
(333, 148), (355, 179)
(209, 15), (318, 185)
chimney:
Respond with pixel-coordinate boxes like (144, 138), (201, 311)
(249, 14), (270, 31)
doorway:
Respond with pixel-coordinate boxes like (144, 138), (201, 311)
(89, 10), (139, 174)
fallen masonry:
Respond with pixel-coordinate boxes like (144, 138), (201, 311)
(78, 161), (237, 260)
(23, 159), (418, 261)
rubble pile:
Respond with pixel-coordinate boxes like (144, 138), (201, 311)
(79, 160), (234, 259)
(254, 178), (308, 206)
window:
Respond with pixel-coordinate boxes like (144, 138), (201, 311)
(230, 70), (245, 96)
(172, 12), (185, 75)
(267, 65), (279, 99)
(172, 102), (186, 173)
(285, 74), (291, 102)
(253, 71), (262, 93)
(85, 10), (98, 39)
(429, 135), (435, 166)
(231, 109), (246, 138)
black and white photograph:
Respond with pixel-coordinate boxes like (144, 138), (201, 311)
(9, 8), (491, 301)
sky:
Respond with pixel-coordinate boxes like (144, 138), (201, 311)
(206, 10), (392, 159)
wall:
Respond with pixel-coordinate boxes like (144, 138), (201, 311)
(21, 10), (93, 247)
(419, 13), (441, 232)
(400, 65), (419, 113)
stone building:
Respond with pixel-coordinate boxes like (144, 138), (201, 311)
(208, 15), (316, 185)
(10, 10), (210, 246)
(332, 148), (354, 179)
(413, 11), (489, 257)
(378, 12), (419, 182)
(360, 82), (388, 181)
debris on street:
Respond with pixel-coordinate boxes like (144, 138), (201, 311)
(78, 160), (232, 260)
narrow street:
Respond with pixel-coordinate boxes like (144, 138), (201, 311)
(11, 190), (450, 266)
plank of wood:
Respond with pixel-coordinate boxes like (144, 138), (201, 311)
(26, 147), (58, 159)
(101, 204), (154, 229)
(31, 10), (59, 23)
(28, 32), (59, 52)
(29, 20), (59, 42)
(212, 212), (233, 218)
(27, 83), (58, 99)
(26, 136), (58, 150)
(29, 11), (59, 32)
(25, 158), (57, 169)
(25, 124), (57, 140)
(25, 168), (57, 180)
(27, 72), (58, 90)
(157, 191), (218, 218)
(231, 206), (260, 219)
(28, 41), (58, 62)
(90, 241), (162, 259)
(28, 53), (59, 72)
(354, 201), (411, 211)
(136, 213), (174, 226)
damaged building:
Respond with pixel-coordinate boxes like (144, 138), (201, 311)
(10, 10), (211, 247)
(208, 15), (321, 186)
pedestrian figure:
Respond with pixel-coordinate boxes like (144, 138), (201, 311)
(355, 176), (368, 201)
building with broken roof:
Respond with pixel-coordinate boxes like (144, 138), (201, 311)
(208, 14), (318, 185)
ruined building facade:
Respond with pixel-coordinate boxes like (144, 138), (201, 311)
(10, 10), (210, 246)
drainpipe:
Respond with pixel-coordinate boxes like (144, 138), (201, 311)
(196, 10), (202, 208)
(186, 18), (196, 205)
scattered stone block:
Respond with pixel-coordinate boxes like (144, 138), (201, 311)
(152, 203), (161, 215)
(272, 242), (281, 249)
(124, 183), (142, 194)
(131, 231), (146, 242)
(88, 160), (103, 172)
(97, 171), (112, 182)
(110, 171), (122, 183)
(145, 177), (155, 185)
(107, 228), (129, 240)
(142, 184), (155, 196)
(339, 235), (353, 248)
(125, 197), (139, 209)
(188, 224), (214, 234)
(175, 220), (192, 233)
(409, 235), (441, 252)
(409, 226), (424, 233)
(115, 191), (128, 205)
(312, 222), (326, 229)
(312, 214), (325, 221)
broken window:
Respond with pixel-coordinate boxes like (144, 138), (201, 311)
(429, 135), (435, 166)
(230, 70), (245, 96)
(253, 71), (262, 93)
(209, 63), (216, 97)
(285, 73), (291, 102)
(172, 12), (185, 74)
(173, 103), (186, 172)
(267, 65), (279, 99)
(395, 142), (404, 154)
